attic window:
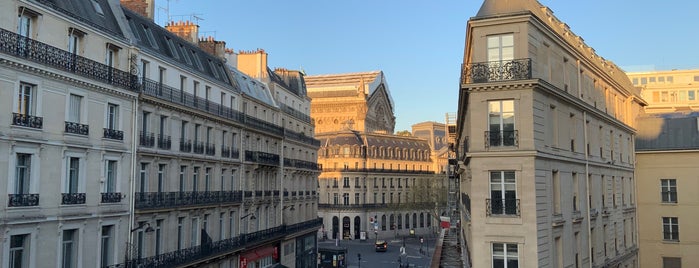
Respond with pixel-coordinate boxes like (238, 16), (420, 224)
(91, 0), (104, 15)
(179, 44), (192, 65)
(127, 19), (140, 41)
(142, 25), (158, 49)
(164, 37), (179, 59)
(208, 59), (220, 78)
(192, 50), (204, 70)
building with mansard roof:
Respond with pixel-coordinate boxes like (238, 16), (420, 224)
(455, 0), (646, 267)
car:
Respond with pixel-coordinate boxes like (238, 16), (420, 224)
(375, 240), (388, 252)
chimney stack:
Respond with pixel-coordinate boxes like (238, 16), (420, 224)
(120, 0), (155, 20)
(165, 21), (199, 44)
(237, 49), (268, 79)
(198, 36), (227, 59)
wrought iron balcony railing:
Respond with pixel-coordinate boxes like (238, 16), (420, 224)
(108, 218), (322, 268)
(101, 192), (122, 203)
(461, 58), (532, 84)
(140, 131), (155, 147)
(135, 191), (243, 210)
(245, 151), (280, 166)
(283, 158), (321, 171)
(0, 28), (136, 91)
(205, 143), (216, 156)
(284, 129), (321, 147)
(279, 103), (312, 124)
(244, 191), (253, 198)
(193, 142), (205, 154)
(103, 128), (124, 140)
(179, 140), (192, 152)
(221, 146), (231, 158)
(485, 130), (518, 148)
(65, 121), (89, 135)
(12, 113), (43, 129)
(320, 167), (435, 175)
(157, 135), (171, 150)
(61, 193), (86, 205)
(486, 198), (520, 216)
(8, 193), (39, 207)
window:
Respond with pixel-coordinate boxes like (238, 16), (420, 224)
(107, 103), (119, 130)
(333, 193), (339, 205)
(488, 100), (516, 147)
(572, 172), (579, 211)
(492, 243), (518, 268)
(343, 177), (350, 188)
(663, 257), (682, 268)
(663, 217), (679, 241)
(487, 34), (514, 63)
(17, 82), (36, 116)
(67, 94), (82, 123)
(179, 166), (186, 192)
(62, 229), (78, 268)
(489, 171), (517, 215)
(343, 193), (349, 205)
(91, 0), (104, 15)
(661, 179), (677, 203)
(139, 163), (148, 193)
(157, 164), (165, 192)
(355, 193), (360, 204)
(14, 153), (32, 195)
(552, 171), (560, 214)
(154, 220), (163, 255)
(105, 46), (116, 67)
(100, 225), (113, 267)
(190, 218), (199, 247)
(219, 213), (225, 240)
(105, 160), (117, 193)
(177, 217), (184, 250)
(66, 157), (80, 194)
(205, 167), (211, 191)
(179, 45), (192, 65)
(229, 211), (236, 238)
(10, 234), (30, 268)
(18, 13), (33, 37)
(192, 167), (199, 191)
(142, 25), (158, 49)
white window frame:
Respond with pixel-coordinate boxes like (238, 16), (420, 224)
(105, 101), (121, 130)
(62, 153), (86, 194)
(6, 228), (36, 268)
(662, 217), (679, 241)
(487, 34), (514, 63)
(489, 171), (517, 216)
(103, 157), (120, 193)
(660, 179), (677, 203)
(58, 226), (83, 268)
(492, 242), (519, 268)
(8, 147), (40, 195)
(488, 100), (516, 147)
(99, 223), (117, 267)
(14, 78), (42, 116)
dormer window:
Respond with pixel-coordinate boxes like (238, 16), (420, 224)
(142, 25), (158, 49)
(91, 0), (104, 15)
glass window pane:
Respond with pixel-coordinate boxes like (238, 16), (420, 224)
(501, 35), (514, 47)
(501, 47), (514, 61)
(487, 36), (500, 49)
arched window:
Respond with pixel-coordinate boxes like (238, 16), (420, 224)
(405, 213), (410, 229)
(381, 215), (387, 230)
(420, 213), (425, 228)
(389, 214), (395, 230)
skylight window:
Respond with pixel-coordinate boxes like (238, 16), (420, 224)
(92, 0), (104, 15)
(208, 59), (220, 79)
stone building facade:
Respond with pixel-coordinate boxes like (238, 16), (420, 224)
(626, 69), (699, 114)
(455, 0), (645, 267)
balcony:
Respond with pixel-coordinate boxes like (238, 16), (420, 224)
(8, 194), (39, 207)
(486, 198), (520, 216)
(205, 143), (216, 156)
(284, 128), (321, 147)
(103, 128), (124, 140)
(140, 131), (155, 147)
(179, 140), (192, 153)
(320, 167), (435, 175)
(157, 135), (171, 150)
(135, 191), (242, 210)
(61, 193), (86, 205)
(221, 146), (231, 158)
(461, 58), (532, 84)
(0, 28), (136, 91)
(245, 151), (280, 166)
(110, 218), (322, 268)
(65, 121), (88, 135)
(284, 158), (321, 171)
(193, 141), (205, 154)
(101, 192), (122, 203)
(279, 103), (312, 124)
(485, 130), (518, 149)
(12, 113), (43, 129)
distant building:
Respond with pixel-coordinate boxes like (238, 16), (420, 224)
(456, 0), (646, 267)
(635, 114), (699, 268)
(627, 69), (699, 114)
(307, 72), (446, 241)
(412, 121), (449, 174)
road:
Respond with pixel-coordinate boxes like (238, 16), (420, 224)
(318, 235), (436, 268)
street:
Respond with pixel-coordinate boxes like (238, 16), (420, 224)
(318, 235), (436, 268)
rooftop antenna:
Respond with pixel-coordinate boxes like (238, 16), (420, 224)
(157, 0), (178, 25)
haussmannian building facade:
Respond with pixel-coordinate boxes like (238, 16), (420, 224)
(306, 72), (446, 241)
(455, 0), (646, 267)
(635, 114), (699, 268)
(626, 69), (699, 114)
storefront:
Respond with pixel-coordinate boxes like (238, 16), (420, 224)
(239, 244), (279, 268)
(295, 233), (317, 268)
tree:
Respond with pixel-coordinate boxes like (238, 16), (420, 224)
(395, 130), (412, 136)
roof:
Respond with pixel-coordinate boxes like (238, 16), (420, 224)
(269, 68), (307, 97)
(475, 0), (539, 18)
(305, 71), (394, 109)
(34, 0), (124, 38)
(636, 113), (699, 151)
(228, 66), (277, 107)
(122, 8), (233, 88)
(316, 130), (431, 151)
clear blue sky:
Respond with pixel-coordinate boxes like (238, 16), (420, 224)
(157, 0), (699, 132)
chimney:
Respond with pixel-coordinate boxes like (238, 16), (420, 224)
(120, 0), (155, 20)
(198, 36), (226, 59)
(224, 48), (238, 67)
(237, 49), (268, 79)
(165, 21), (199, 44)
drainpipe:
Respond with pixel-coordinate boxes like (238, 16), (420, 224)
(127, 91), (139, 261)
(583, 111), (593, 268)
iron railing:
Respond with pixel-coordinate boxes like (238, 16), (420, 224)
(101, 192), (122, 203)
(193, 141), (205, 154)
(103, 128), (124, 140)
(8, 194), (39, 207)
(486, 198), (520, 216)
(0, 28), (136, 91)
(157, 135), (171, 150)
(221, 146), (231, 158)
(61, 193), (86, 205)
(320, 167), (435, 174)
(135, 191), (243, 210)
(485, 130), (518, 148)
(205, 143), (216, 156)
(65, 121), (89, 135)
(245, 151), (280, 166)
(461, 58), (532, 84)
(283, 158), (321, 171)
(179, 140), (192, 152)
(140, 131), (155, 147)
(12, 113), (43, 129)
(109, 218), (322, 268)
(279, 103), (312, 124)
(284, 129), (320, 147)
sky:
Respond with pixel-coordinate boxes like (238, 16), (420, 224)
(156, 0), (699, 132)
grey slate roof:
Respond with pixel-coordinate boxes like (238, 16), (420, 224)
(122, 8), (233, 89)
(636, 113), (699, 151)
(317, 130), (431, 151)
(34, 0), (124, 38)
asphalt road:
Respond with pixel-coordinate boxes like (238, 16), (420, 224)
(318, 235), (436, 268)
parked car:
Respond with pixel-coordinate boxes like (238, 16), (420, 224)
(375, 240), (388, 252)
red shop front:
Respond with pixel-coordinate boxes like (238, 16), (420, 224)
(239, 245), (278, 268)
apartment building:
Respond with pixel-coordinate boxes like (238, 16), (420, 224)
(0, 0), (137, 267)
(455, 0), (646, 267)
(635, 114), (699, 268)
(627, 69), (699, 114)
